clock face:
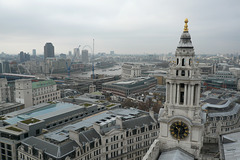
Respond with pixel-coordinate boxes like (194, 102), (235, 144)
(170, 121), (189, 140)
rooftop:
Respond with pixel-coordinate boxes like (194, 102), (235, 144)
(4, 102), (83, 125)
(32, 79), (56, 89)
(221, 129), (240, 159)
(44, 108), (141, 143)
(105, 77), (156, 88)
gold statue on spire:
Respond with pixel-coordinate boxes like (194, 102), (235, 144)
(184, 18), (188, 31)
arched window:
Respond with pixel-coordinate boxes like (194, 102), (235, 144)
(182, 58), (185, 66)
(177, 58), (179, 65)
(176, 70), (178, 76)
(189, 59), (191, 66)
(181, 70), (185, 76)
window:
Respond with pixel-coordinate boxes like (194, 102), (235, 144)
(182, 58), (185, 66)
(7, 144), (11, 150)
(36, 129), (40, 135)
(24, 133), (28, 138)
(181, 70), (185, 76)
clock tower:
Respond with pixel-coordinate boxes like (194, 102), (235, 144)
(157, 19), (203, 158)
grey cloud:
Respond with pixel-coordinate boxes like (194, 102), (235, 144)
(0, 0), (240, 54)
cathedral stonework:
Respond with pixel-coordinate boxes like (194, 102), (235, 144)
(143, 19), (204, 160)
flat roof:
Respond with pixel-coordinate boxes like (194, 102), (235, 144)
(32, 80), (56, 89)
(0, 102), (23, 111)
(44, 108), (141, 142)
(4, 102), (83, 125)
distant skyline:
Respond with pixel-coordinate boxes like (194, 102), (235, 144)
(0, 0), (240, 55)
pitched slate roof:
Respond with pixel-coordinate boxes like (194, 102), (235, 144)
(158, 148), (194, 160)
(22, 137), (78, 158)
(122, 115), (155, 129)
(78, 128), (101, 144)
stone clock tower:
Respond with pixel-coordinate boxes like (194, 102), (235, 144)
(145, 19), (204, 159)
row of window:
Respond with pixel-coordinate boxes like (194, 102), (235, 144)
(209, 114), (238, 121)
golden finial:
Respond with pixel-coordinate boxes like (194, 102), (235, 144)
(184, 18), (188, 31)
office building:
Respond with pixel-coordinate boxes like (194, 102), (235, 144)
(74, 48), (80, 59)
(32, 49), (36, 57)
(0, 102), (24, 116)
(68, 51), (72, 57)
(14, 106), (159, 160)
(44, 43), (55, 59)
(0, 61), (10, 73)
(15, 79), (60, 107)
(0, 79), (11, 102)
(122, 63), (141, 79)
(19, 52), (30, 63)
(0, 102), (110, 160)
(82, 50), (89, 63)
(102, 77), (157, 97)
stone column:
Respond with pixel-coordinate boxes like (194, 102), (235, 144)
(184, 84), (187, 105)
(190, 85), (194, 106)
(177, 84), (180, 105)
(187, 84), (191, 106)
(196, 84), (200, 106)
(173, 84), (176, 104)
(170, 83), (173, 104)
(166, 83), (169, 103)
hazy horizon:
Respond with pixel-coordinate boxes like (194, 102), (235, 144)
(0, 0), (240, 55)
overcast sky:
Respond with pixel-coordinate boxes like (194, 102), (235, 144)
(0, 0), (239, 55)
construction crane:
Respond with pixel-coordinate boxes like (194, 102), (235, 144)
(66, 45), (81, 79)
(92, 39), (95, 80)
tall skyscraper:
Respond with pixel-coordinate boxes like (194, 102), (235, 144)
(32, 49), (36, 57)
(73, 48), (80, 58)
(44, 43), (55, 59)
(68, 51), (72, 57)
(19, 51), (30, 63)
(82, 50), (89, 63)
(0, 61), (10, 73)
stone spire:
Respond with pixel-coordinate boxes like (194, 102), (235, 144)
(176, 18), (194, 56)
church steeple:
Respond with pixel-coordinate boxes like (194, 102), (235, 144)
(143, 19), (203, 160)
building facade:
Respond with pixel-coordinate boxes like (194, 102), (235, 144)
(0, 79), (11, 102)
(44, 43), (55, 59)
(19, 52), (30, 63)
(203, 98), (240, 142)
(0, 102), (109, 160)
(102, 77), (157, 97)
(122, 63), (141, 79)
(17, 108), (159, 160)
(144, 19), (204, 159)
(15, 79), (60, 107)
(82, 50), (89, 64)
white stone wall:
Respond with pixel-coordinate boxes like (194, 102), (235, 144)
(0, 78), (10, 102)
(15, 79), (33, 107)
(32, 85), (60, 105)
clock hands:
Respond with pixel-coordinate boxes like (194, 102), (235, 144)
(176, 127), (180, 140)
